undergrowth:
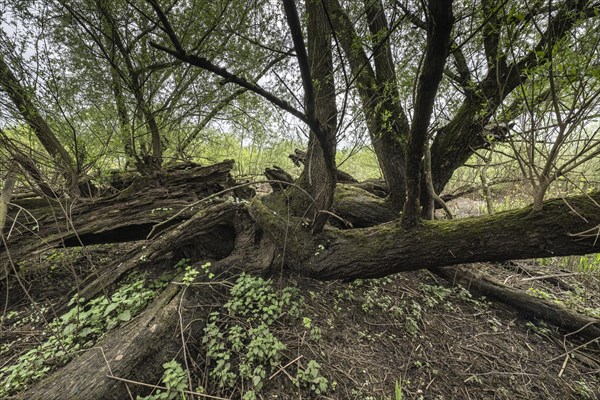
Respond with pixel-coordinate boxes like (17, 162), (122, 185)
(201, 273), (330, 398)
(0, 273), (168, 396)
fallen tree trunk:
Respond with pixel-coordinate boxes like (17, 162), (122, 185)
(250, 191), (600, 280)
(432, 265), (600, 341)
(16, 201), (275, 400)
(1, 161), (236, 280)
(16, 281), (183, 400)
(54, 200), (244, 316)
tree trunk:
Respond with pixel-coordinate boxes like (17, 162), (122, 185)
(0, 54), (78, 192)
(428, 0), (590, 199)
(401, 0), (453, 227)
(15, 200), (275, 400)
(0, 165), (18, 238)
(250, 190), (600, 280)
(283, 0), (338, 233)
(328, 0), (409, 210)
(0, 161), (236, 280)
(432, 266), (600, 341)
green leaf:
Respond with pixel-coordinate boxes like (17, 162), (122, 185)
(117, 310), (131, 322)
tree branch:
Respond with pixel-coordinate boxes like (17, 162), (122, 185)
(401, 0), (454, 227)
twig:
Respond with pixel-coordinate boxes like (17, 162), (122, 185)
(269, 355), (303, 380)
(106, 375), (230, 400)
(547, 333), (600, 363)
(558, 354), (569, 378)
(521, 272), (580, 282)
(147, 179), (349, 240)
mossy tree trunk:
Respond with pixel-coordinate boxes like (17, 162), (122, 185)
(251, 191), (600, 280)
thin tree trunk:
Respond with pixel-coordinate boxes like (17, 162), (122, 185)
(401, 0), (454, 227)
(0, 164), (18, 238)
(282, 0), (338, 233)
(0, 54), (78, 192)
(328, 0), (409, 210)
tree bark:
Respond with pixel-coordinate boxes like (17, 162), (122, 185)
(250, 190), (600, 280)
(283, 0), (338, 233)
(0, 161), (236, 280)
(0, 165), (18, 238)
(432, 266), (600, 341)
(328, 0), (409, 210)
(0, 54), (78, 191)
(401, 0), (454, 227)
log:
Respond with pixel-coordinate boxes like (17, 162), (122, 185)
(1, 161), (236, 280)
(250, 190), (600, 280)
(54, 201), (243, 316)
(16, 281), (183, 400)
(15, 202), (276, 399)
(332, 185), (396, 228)
(287, 148), (357, 182)
(432, 265), (600, 341)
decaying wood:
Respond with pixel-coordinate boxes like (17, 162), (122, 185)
(432, 265), (600, 341)
(0, 165), (18, 237)
(54, 201), (243, 316)
(287, 149), (357, 183)
(17, 201), (275, 400)
(332, 185), (396, 228)
(17, 281), (183, 400)
(1, 161), (236, 280)
(4, 160), (600, 399)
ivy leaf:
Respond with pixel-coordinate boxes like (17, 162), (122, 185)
(103, 303), (118, 317)
(117, 310), (131, 322)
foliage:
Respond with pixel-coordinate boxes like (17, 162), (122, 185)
(137, 360), (188, 400)
(295, 360), (328, 395)
(0, 274), (166, 396)
(181, 265), (200, 286)
(201, 273), (329, 396)
(335, 278), (488, 339)
(526, 287), (600, 318)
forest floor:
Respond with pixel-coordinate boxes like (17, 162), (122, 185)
(1, 237), (598, 400)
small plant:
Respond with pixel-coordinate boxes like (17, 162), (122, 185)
(420, 284), (453, 308)
(296, 360), (329, 395)
(573, 380), (597, 400)
(302, 317), (322, 340)
(137, 360), (188, 400)
(182, 265), (200, 285)
(394, 379), (404, 400)
(202, 274), (307, 393)
(200, 262), (214, 279)
(526, 321), (552, 336)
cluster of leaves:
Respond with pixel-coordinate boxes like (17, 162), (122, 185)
(202, 273), (329, 396)
(137, 360), (189, 400)
(336, 278), (488, 339)
(0, 275), (165, 396)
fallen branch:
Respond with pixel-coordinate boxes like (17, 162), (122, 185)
(432, 265), (600, 341)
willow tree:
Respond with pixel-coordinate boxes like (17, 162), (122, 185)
(139, 0), (600, 277)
